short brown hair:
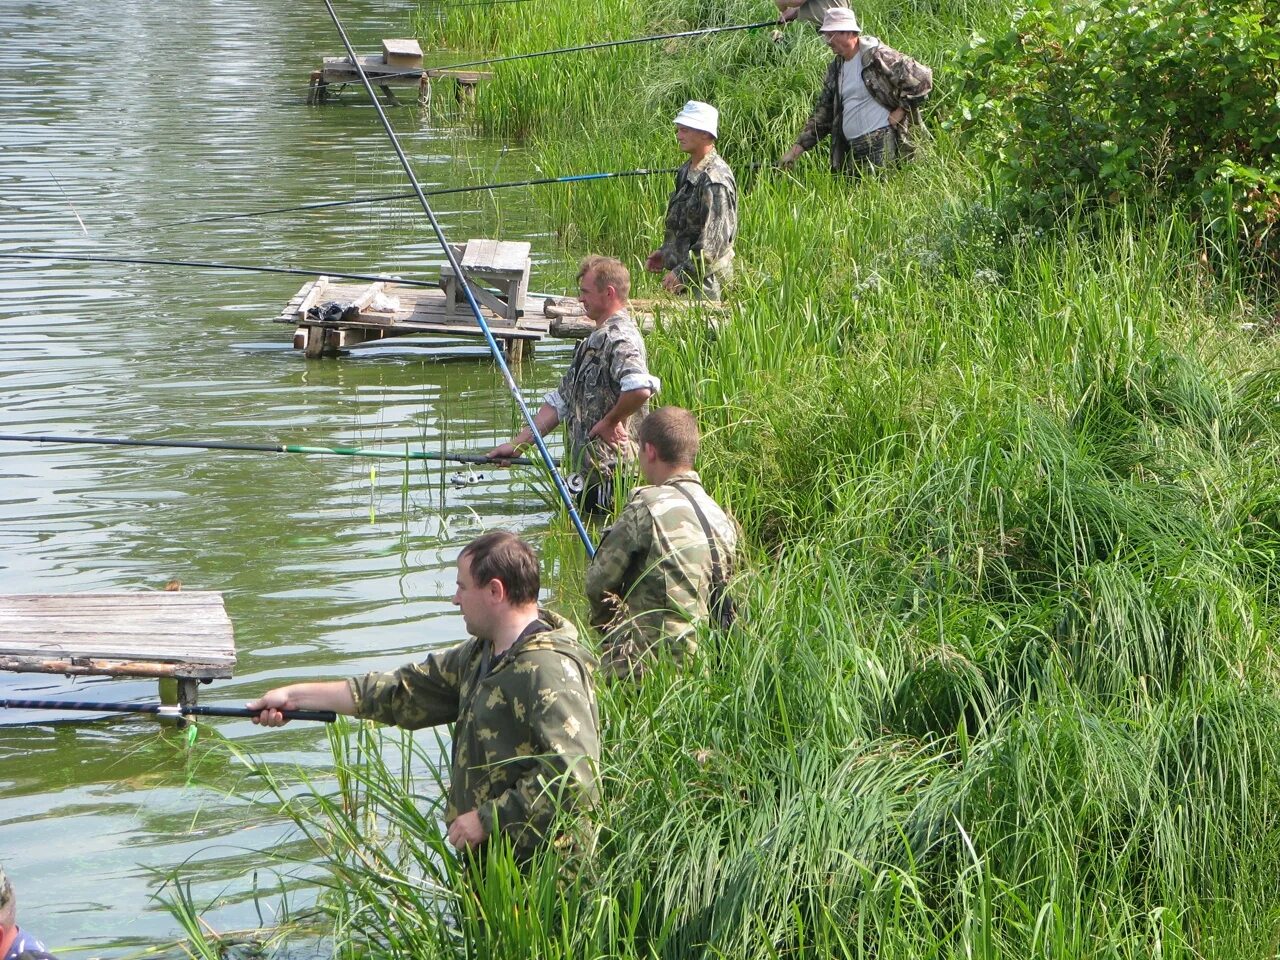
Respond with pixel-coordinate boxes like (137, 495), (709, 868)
(579, 255), (630, 302)
(460, 531), (540, 605)
(638, 406), (700, 466)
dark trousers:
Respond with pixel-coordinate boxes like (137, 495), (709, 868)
(842, 126), (897, 174)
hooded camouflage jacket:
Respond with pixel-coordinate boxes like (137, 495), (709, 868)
(544, 311), (660, 478)
(586, 471), (739, 677)
(348, 609), (600, 861)
(659, 150), (737, 289)
(796, 37), (933, 170)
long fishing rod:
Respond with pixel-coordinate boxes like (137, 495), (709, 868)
(433, 20), (776, 73)
(338, 20), (777, 86)
(0, 432), (534, 467)
(0, 252), (438, 289)
(0, 698), (336, 722)
(162, 167), (680, 228)
(321, 0), (595, 557)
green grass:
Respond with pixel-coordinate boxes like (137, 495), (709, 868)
(177, 0), (1280, 956)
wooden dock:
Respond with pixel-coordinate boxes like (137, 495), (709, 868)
(0, 592), (235, 707)
(309, 50), (490, 105)
(277, 278), (550, 358)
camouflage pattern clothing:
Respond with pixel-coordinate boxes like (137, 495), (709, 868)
(586, 471), (739, 678)
(795, 37), (933, 172)
(348, 610), (600, 863)
(658, 150), (737, 300)
(544, 311), (660, 481)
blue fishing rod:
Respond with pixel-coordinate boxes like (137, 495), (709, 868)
(320, 0), (595, 556)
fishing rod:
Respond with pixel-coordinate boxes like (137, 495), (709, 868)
(336, 20), (778, 86)
(0, 252), (438, 289)
(0, 432), (534, 467)
(0, 698), (336, 722)
(161, 167), (680, 228)
(321, 0), (596, 557)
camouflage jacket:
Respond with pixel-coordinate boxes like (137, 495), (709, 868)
(659, 151), (738, 287)
(544, 311), (660, 477)
(796, 38), (933, 170)
(585, 471), (739, 677)
(348, 610), (600, 862)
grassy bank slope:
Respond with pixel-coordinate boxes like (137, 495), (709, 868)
(209, 1), (1280, 957)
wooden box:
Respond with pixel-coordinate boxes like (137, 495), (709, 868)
(382, 38), (424, 69)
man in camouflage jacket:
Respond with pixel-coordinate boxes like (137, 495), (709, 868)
(586, 407), (739, 679)
(249, 532), (600, 865)
(489, 257), (659, 513)
(780, 7), (932, 173)
(646, 101), (737, 302)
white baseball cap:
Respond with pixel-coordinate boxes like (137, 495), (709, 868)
(818, 7), (861, 32)
(672, 100), (719, 139)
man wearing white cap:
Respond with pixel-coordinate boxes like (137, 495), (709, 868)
(645, 100), (737, 301)
(780, 8), (932, 174)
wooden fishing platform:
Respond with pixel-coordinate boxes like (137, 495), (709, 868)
(0, 592), (236, 708)
(308, 38), (490, 105)
(278, 239), (548, 359)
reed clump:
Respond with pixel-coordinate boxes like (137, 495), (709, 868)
(190, 0), (1280, 956)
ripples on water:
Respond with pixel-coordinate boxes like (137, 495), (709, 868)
(0, 0), (572, 951)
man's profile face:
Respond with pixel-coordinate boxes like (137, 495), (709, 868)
(674, 123), (713, 155)
(452, 554), (497, 638)
(824, 30), (860, 58)
(577, 270), (611, 321)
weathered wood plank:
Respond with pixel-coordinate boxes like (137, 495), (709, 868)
(0, 593), (235, 673)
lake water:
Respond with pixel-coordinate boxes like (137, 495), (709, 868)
(0, 0), (576, 953)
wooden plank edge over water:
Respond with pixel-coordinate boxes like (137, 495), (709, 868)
(0, 591), (236, 706)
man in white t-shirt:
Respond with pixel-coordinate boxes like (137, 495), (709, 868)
(779, 7), (933, 174)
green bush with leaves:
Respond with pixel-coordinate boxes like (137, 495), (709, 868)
(955, 0), (1280, 261)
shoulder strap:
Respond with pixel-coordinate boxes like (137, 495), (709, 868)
(671, 480), (725, 589)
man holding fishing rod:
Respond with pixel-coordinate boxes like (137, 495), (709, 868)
(488, 256), (659, 515)
(1, 866), (58, 960)
(779, 8), (933, 174)
(247, 532), (600, 866)
(646, 101), (737, 302)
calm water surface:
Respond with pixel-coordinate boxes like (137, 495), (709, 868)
(0, 1), (576, 953)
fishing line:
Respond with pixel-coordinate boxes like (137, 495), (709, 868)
(0, 252), (439, 288)
(320, 0), (595, 556)
(158, 167), (679, 228)
(0, 698), (336, 722)
(0, 432), (534, 466)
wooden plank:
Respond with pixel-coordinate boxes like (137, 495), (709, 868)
(382, 38), (423, 69)
(0, 656), (229, 680)
(460, 239), (531, 275)
(295, 277), (327, 322)
(321, 55), (423, 86)
(0, 592), (235, 670)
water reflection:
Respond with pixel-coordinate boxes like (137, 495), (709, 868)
(0, 0), (571, 953)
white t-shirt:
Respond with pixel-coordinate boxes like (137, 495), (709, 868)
(839, 49), (891, 141)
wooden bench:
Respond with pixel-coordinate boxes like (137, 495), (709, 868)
(0, 592), (236, 708)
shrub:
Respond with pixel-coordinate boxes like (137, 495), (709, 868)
(955, 0), (1280, 265)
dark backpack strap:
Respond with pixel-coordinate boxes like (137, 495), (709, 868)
(671, 481), (735, 629)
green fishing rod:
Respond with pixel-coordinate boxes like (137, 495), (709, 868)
(0, 432), (534, 466)
(342, 20), (778, 85)
(160, 166), (680, 228)
(321, 0), (596, 557)
(0, 698), (336, 723)
(0, 252), (438, 288)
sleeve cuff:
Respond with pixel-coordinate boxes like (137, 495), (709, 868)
(620, 374), (660, 395)
(475, 801), (498, 837)
(543, 389), (569, 418)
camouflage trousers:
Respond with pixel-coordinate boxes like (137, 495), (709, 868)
(842, 125), (897, 174)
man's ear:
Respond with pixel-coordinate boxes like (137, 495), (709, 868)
(487, 577), (508, 603)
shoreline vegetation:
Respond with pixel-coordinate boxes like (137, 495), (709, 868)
(178, 0), (1280, 956)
